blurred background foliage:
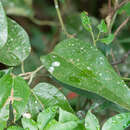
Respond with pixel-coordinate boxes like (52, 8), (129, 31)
(0, 0), (130, 126)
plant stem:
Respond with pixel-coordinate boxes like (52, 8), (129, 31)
(54, 0), (73, 38)
(95, 32), (100, 42)
(89, 25), (96, 46)
(108, 0), (112, 13)
(28, 65), (44, 85)
(30, 17), (57, 26)
(21, 62), (25, 73)
(114, 17), (129, 37)
(122, 77), (130, 81)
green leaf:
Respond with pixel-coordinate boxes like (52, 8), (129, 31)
(0, 1), (8, 49)
(37, 107), (57, 130)
(22, 118), (38, 130)
(102, 113), (130, 130)
(47, 121), (79, 130)
(41, 38), (130, 110)
(118, 2), (130, 16)
(1, 0), (34, 17)
(85, 110), (100, 130)
(81, 11), (92, 32)
(32, 83), (73, 112)
(97, 20), (108, 33)
(0, 74), (30, 121)
(45, 119), (58, 130)
(7, 126), (24, 130)
(59, 108), (79, 123)
(100, 34), (114, 44)
(0, 121), (6, 129)
(0, 18), (31, 66)
(25, 92), (43, 119)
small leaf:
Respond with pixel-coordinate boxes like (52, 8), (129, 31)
(1, 0), (34, 17)
(81, 11), (92, 32)
(37, 107), (57, 130)
(100, 34), (114, 44)
(32, 83), (73, 112)
(41, 38), (130, 110)
(59, 108), (79, 123)
(7, 126), (24, 130)
(102, 113), (130, 130)
(85, 110), (100, 130)
(0, 0), (8, 49)
(97, 20), (108, 33)
(0, 74), (30, 121)
(22, 118), (38, 130)
(0, 18), (31, 66)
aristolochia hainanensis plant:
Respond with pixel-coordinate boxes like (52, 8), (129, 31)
(0, 0), (130, 129)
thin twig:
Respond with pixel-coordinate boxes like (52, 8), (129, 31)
(30, 17), (57, 26)
(108, 0), (112, 13)
(111, 50), (130, 65)
(114, 17), (129, 37)
(122, 77), (130, 81)
(54, 0), (73, 38)
(21, 62), (25, 73)
(106, 0), (130, 33)
(28, 65), (44, 85)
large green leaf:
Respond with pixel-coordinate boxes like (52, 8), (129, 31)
(32, 83), (73, 113)
(102, 113), (130, 130)
(41, 38), (130, 110)
(0, 18), (31, 66)
(85, 110), (100, 130)
(0, 0), (8, 49)
(1, 0), (34, 17)
(22, 118), (38, 130)
(0, 74), (30, 122)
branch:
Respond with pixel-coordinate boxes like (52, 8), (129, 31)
(30, 17), (57, 26)
(108, 0), (112, 13)
(54, 0), (74, 38)
(114, 17), (129, 37)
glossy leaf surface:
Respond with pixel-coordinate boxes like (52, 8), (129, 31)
(41, 38), (130, 110)
(0, 1), (8, 49)
(37, 107), (57, 130)
(0, 74), (30, 121)
(47, 121), (79, 130)
(85, 110), (100, 130)
(102, 113), (130, 130)
(22, 118), (38, 130)
(32, 83), (73, 113)
(0, 18), (31, 66)
(59, 108), (79, 123)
